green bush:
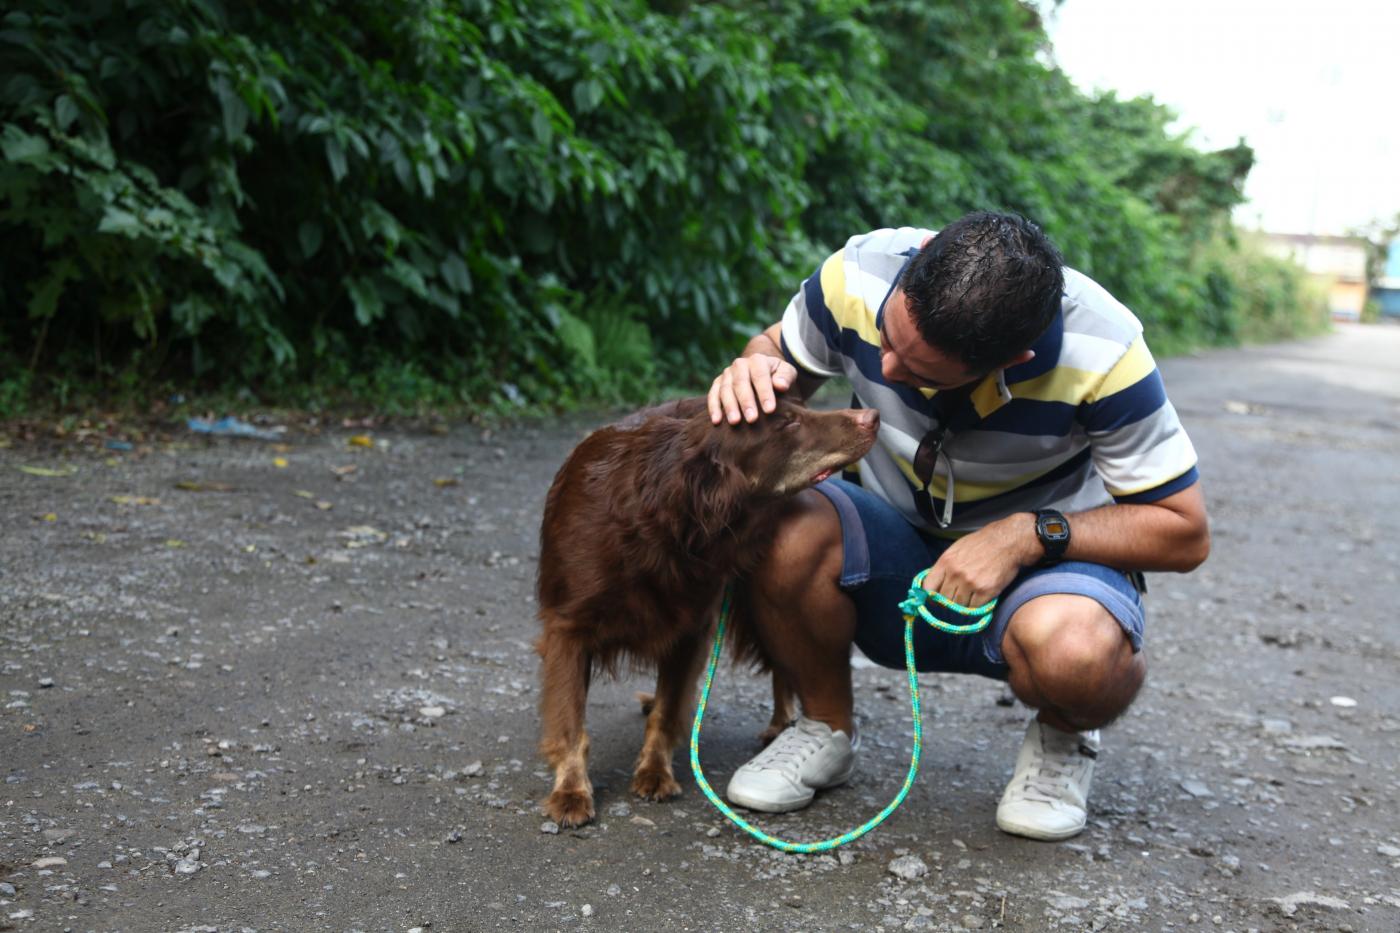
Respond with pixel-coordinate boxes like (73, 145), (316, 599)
(0, 0), (1321, 414)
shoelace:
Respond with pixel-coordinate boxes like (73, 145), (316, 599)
(748, 724), (826, 775)
(1018, 740), (1084, 804)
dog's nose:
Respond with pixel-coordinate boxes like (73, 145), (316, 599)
(856, 409), (880, 431)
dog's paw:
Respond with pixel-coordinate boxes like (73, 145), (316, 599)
(544, 789), (595, 829)
(631, 767), (681, 801)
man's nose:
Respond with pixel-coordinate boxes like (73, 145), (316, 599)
(880, 351), (906, 385)
(880, 350), (898, 381)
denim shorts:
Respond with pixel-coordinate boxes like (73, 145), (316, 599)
(812, 478), (1145, 681)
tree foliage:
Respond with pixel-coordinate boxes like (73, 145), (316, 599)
(0, 0), (1323, 411)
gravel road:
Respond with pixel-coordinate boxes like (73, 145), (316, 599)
(2, 323), (1398, 932)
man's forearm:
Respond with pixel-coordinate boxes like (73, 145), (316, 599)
(742, 328), (783, 359)
(1058, 502), (1209, 573)
(998, 484), (1210, 574)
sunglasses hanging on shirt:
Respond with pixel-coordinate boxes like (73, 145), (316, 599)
(911, 382), (980, 529)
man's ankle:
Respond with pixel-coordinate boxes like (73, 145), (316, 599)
(802, 711), (855, 736)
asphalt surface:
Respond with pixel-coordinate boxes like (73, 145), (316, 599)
(2, 323), (1398, 932)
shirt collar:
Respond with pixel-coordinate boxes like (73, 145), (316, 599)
(1001, 309), (1064, 385)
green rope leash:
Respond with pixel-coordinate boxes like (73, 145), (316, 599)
(688, 569), (996, 853)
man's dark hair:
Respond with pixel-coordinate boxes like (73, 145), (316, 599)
(900, 211), (1065, 373)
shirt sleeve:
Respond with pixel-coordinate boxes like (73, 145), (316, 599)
(778, 250), (846, 379)
(1078, 335), (1200, 503)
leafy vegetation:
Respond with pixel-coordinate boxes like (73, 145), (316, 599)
(0, 0), (1325, 416)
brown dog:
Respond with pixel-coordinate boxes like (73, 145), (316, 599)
(535, 397), (879, 828)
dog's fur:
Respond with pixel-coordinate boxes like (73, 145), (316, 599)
(534, 397), (879, 827)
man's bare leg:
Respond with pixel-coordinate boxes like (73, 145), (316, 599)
(747, 490), (857, 735)
(723, 490), (863, 813)
(996, 593), (1145, 840)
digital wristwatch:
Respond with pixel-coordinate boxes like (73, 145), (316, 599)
(1034, 508), (1071, 565)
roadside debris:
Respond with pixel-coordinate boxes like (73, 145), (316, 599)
(187, 416), (284, 441)
(17, 465), (77, 477)
(175, 480), (236, 492)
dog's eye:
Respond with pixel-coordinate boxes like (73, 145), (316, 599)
(780, 416), (801, 431)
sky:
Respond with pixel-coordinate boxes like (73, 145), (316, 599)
(1043, 0), (1400, 236)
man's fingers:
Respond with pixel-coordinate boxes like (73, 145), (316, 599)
(709, 355), (794, 426)
(708, 370), (742, 425)
(751, 363), (778, 416)
(719, 374), (743, 425)
(750, 357), (798, 416)
(707, 377), (725, 425)
(731, 359), (762, 423)
(761, 359), (798, 412)
(942, 579), (994, 610)
(953, 581), (982, 609)
(923, 561), (975, 608)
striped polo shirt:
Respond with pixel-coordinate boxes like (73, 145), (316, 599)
(779, 227), (1199, 534)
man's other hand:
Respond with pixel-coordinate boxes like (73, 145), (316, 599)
(922, 514), (1041, 609)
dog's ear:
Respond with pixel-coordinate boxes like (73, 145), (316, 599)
(683, 438), (744, 539)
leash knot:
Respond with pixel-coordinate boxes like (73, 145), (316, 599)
(898, 568), (998, 635)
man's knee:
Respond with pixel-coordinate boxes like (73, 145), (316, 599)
(1004, 595), (1143, 694)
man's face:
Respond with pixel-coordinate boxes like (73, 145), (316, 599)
(878, 289), (983, 390)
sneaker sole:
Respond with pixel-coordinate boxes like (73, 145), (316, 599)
(995, 813), (1086, 842)
(725, 786), (815, 814)
(725, 761), (856, 814)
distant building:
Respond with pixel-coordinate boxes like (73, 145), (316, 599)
(1259, 233), (1370, 321)
(1375, 240), (1400, 320)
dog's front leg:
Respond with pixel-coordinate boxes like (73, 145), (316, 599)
(632, 629), (706, 801)
(759, 669), (796, 745)
(537, 618), (595, 827)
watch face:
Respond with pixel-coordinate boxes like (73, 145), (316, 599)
(1042, 517), (1068, 537)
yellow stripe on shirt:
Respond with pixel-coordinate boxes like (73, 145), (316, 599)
(1008, 365), (1105, 406)
(819, 251), (881, 345)
(1087, 336), (1156, 403)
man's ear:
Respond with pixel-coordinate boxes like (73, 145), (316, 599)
(1001, 349), (1035, 369)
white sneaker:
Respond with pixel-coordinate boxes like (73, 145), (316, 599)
(996, 720), (1100, 841)
(725, 716), (858, 813)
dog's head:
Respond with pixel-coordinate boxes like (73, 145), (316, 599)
(711, 400), (879, 497)
(669, 400), (879, 530)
